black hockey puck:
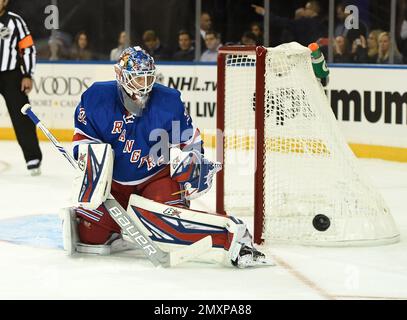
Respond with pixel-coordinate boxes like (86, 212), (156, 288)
(312, 214), (330, 232)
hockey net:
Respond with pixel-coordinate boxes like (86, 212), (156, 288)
(216, 42), (399, 246)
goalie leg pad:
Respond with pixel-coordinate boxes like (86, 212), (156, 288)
(60, 207), (80, 255)
(126, 194), (257, 266)
(61, 207), (138, 255)
(73, 168), (182, 247)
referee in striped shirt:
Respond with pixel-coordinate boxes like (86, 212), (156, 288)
(0, 0), (42, 175)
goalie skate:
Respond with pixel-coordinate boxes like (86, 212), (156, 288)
(226, 220), (275, 268)
(232, 245), (275, 268)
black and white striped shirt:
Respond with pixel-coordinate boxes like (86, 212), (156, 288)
(0, 11), (36, 77)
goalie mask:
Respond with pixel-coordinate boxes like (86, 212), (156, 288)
(115, 46), (156, 115)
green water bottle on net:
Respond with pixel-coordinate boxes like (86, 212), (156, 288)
(308, 42), (329, 86)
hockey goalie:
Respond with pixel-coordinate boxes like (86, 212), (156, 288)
(62, 46), (272, 268)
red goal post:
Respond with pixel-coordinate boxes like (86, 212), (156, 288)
(216, 45), (266, 244)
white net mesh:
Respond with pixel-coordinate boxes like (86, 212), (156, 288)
(222, 43), (399, 246)
(223, 53), (256, 215)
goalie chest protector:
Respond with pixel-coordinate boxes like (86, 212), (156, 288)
(73, 81), (195, 185)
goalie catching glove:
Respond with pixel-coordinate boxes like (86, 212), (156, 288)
(170, 147), (222, 200)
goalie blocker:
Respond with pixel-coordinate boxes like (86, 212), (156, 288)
(66, 143), (273, 268)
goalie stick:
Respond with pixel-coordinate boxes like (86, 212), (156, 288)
(21, 104), (212, 268)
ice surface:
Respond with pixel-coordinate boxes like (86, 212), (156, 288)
(0, 141), (406, 299)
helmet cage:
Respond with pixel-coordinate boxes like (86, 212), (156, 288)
(118, 68), (156, 98)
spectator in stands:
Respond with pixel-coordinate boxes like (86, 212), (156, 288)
(333, 35), (352, 63)
(200, 31), (222, 62)
(377, 32), (403, 64)
(279, 8), (308, 44)
(240, 31), (257, 46)
(172, 30), (195, 61)
(48, 31), (71, 61)
(367, 30), (382, 63)
(110, 31), (128, 61)
(250, 22), (263, 45)
(251, 1), (327, 47)
(351, 30), (381, 63)
(334, 1), (368, 45)
(200, 12), (212, 50)
(70, 31), (93, 60)
(350, 35), (368, 63)
(142, 30), (170, 61)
